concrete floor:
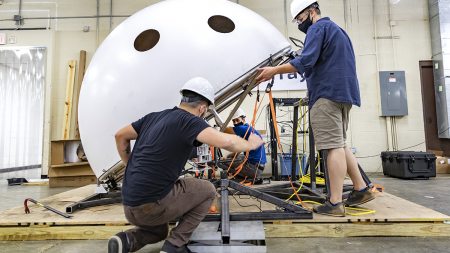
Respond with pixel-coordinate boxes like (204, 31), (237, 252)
(1, 174), (450, 253)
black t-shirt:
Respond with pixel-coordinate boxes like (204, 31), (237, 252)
(122, 107), (210, 206)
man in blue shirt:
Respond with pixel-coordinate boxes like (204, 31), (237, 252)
(223, 108), (266, 183)
(256, 0), (375, 216)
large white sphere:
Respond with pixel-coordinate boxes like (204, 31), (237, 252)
(79, 0), (290, 177)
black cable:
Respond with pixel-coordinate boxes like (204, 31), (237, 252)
(231, 192), (263, 212)
(356, 142), (426, 159)
(356, 126), (450, 159)
(398, 141), (426, 151)
(256, 105), (267, 122)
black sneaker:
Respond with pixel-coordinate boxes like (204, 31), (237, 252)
(344, 187), (376, 207)
(108, 232), (131, 253)
(253, 178), (264, 185)
(160, 240), (194, 253)
(313, 200), (345, 217)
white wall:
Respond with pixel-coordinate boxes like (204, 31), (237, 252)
(0, 0), (431, 174)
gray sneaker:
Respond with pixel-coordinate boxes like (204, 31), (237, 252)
(313, 201), (345, 217)
(344, 187), (376, 207)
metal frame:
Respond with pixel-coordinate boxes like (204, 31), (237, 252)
(206, 171), (312, 244)
(66, 191), (122, 213)
(268, 97), (305, 181)
(267, 97), (373, 202)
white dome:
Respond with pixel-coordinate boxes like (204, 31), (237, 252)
(78, 0), (290, 177)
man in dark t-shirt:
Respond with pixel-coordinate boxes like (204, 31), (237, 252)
(108, 77), (264, 253)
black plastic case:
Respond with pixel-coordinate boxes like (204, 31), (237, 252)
(381, 151), (436, 179)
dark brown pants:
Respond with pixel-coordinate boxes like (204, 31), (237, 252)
(220, 155), (264, 180)
(123, 178), (216, 252)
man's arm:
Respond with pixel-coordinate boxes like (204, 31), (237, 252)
(223, 127), (235, 135)
(115, 125), (138, 164)
(255, 63), (297, 83)
(196, 127), (263, 153)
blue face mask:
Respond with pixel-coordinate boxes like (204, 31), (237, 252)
(298, 13), (313, 34)
(233, 122), (244, 127)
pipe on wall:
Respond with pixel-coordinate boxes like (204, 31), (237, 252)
(110, 0), (113, 32)
(96, 0), (99, 46)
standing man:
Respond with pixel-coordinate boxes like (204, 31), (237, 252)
(256, 0), (375, 217)
(223, 108), (267, 183)
(109, 77), (263, 253)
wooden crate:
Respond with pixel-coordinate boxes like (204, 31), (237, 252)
(49, 140), (95, 187)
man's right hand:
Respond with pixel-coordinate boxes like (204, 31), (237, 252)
(255, 67), (277, 83)
(248, 133), (264, 150)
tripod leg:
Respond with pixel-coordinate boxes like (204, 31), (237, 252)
(320, 150), (331, 200)
(220, 175), (230, 244)
(308, 116), (317, 191)
(358, 163), (373, 188)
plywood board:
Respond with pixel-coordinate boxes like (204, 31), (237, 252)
(0, 184), (448, 226)
(0, 183), (449, 240)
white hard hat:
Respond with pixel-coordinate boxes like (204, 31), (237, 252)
(180, 77), (215, 105)
(290, 0), (317, 22)
(232, 108), (246, 120)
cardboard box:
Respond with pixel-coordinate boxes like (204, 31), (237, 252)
(49, 175), (97, 188)
(436, 156), (450, 174)
(429, 150), (444, 157)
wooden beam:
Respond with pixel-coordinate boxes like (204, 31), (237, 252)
(74, 50), (87, 139)
(62, 60), (77, 140)
(264, 222), (450, 238)
(1, 222), (450, 241)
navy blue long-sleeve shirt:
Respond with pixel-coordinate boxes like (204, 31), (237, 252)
(290, 17), (361, 107)
(233, 123), (266, 165)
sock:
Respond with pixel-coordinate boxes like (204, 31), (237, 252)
(329, 201), (341, 206)
(357, 186), (368, 192)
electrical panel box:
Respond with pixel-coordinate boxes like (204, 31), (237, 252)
(379, 71), (408, 116)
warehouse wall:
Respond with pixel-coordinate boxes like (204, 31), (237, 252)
(237, 0), (431, 172)
(0, 0), (430, 174)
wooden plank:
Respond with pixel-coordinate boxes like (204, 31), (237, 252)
(0, 225), (132, 241)
(264, 222), (450, 238)
(50, 141), (65, 165)
(49, 176), (96, 188)
(62, 60), (77, 140)
(74, 50), (87, 139)
(1, 222), (450, 241)
(50, 161), (89, 169)
(49, 164), (93, 177)
(22, 181), (49, 186)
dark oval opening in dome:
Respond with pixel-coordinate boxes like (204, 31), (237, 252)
(208, 15), (235, 33)
(134, 29), (160, 52)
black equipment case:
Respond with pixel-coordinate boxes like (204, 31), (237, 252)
(380, 151), (436, 179)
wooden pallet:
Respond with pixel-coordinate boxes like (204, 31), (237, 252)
(0, 184), (449, 240)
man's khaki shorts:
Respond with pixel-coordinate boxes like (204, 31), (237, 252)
(310, 98), (352, 151)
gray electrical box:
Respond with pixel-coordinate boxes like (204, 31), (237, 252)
(379, 71), (408, 116)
